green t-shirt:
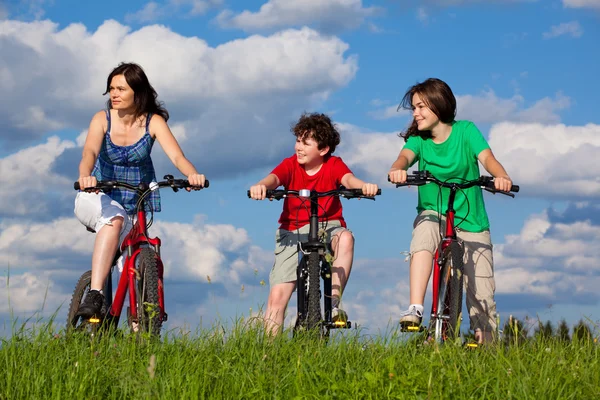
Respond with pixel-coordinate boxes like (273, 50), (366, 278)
(403, 120), (490, 232)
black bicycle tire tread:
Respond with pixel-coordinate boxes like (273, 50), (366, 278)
(66, 270), (92, 331)
(306, 252), (322, 331)
(136, 248), (162, 337)
(444, 241), (464, 340)
(295, 257), (309, 331)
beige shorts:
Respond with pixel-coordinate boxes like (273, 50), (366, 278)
(410, 210), (496, 333)
(74, 192), (133, 243)
(270, 220), (348, 286)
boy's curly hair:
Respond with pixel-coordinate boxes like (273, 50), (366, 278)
(291, 112), (341, 155)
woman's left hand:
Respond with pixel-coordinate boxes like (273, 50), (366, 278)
(187, 173), (206, 191)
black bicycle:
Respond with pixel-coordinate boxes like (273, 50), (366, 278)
(67, 175), (209, 337)
(248, 186), (381, 337)
(391, 170), (518, 343)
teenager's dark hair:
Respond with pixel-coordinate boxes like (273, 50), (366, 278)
(291, 112), (341, 155)
(103, 62), (169, 122)
(398, 78), (456, 142)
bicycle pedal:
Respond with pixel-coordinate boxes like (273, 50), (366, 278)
(331, 320), (351, 329)
(400, 322), (423, 332)
(163, 312), (168, 322)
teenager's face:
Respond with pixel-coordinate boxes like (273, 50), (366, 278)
(109, 74), (135, 110)
(295, 134), (329, 166)
(412, 92), (440, 131)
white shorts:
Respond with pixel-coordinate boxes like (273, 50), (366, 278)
(74, 192), (133, 243)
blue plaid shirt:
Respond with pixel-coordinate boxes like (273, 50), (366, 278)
(92, 110), (161, 214)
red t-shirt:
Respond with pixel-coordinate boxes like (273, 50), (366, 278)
(271, 155), (352, 231)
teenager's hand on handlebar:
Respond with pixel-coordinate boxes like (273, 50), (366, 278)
(362, 183), (379, 197)
(186, 173), (206, 191)
(249, 184), (267, 200)
(78, 176), (98, 192)
(388, 169), (407, 184)
(494, 176), (512, 193)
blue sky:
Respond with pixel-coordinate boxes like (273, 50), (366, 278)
(1, 0), (599, 337)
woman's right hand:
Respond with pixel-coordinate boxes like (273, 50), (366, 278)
(78, 176), (98, 191)
(388, 168), (407, 184)
(249, 184), (267, 200)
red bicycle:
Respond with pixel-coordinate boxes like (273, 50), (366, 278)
(392, 170), (518, 343)
(66, 175), (209, 337)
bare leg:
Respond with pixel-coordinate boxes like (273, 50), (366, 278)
(264, 282), (296, 335)
(409, 250), (434, 305)
(329, 230), (354, 299)
(90, 217), (123, 290)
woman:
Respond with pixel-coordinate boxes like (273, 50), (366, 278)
(75, 62), (205, 318)
(388, 78), (513, 343)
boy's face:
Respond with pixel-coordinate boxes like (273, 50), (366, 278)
(295, 134), (329, 166)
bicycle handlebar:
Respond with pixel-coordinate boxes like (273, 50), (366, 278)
(74, 175), (210, 193)
(247, 187), (381, 201)
(389, 171), (519, 198)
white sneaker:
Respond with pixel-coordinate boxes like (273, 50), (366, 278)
(332, 307), (348, 323)
(399, 305), (423, 325)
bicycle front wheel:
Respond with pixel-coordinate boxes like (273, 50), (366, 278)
(306, 251), (322, 331)
(133, 248), (163, 337)
(435, 241), (464, 342)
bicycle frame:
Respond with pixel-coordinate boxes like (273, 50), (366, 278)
(392, 170), (518, 342)
(248, 186), (381, 334)
(72, 176), (209, 332)
(431, 186), (459, 318)
(296, 190), (338, 330)
(103, 208), (165, 328)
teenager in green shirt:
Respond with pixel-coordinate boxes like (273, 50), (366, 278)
(388, 78), (513, 343)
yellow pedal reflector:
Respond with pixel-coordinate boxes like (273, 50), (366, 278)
(407, 326), (420, 331)
(334, 321), (347, 327)
(466, 343), (478, 348)
(89, 318), (100, 323)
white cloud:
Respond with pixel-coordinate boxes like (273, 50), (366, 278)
(543, 21), (583, 39)
(216, 0), (380, 33)
(0, 136), (75, 218)
(488, 122), (600, 198)
(495, 211), (600, 301)
(563, 0), (600, 9)
(0, 272), (67, 314)
(125, 2), (161, 23)
(457, 90), (570, 124)
(368, 91), (570, 124)
(125, 0), (223, 23)
(0, 19), (357, 178)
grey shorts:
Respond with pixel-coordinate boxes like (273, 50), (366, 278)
(270, 220), (348, 286)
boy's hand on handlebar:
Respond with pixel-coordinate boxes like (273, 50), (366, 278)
(388, 169), (407, 184)
(494, 176), (512, 192)
(362, 183), (379, 197)
(78, 176), (98, 192)
(187, 173), (206, 191)
(249, 184), (267, 200)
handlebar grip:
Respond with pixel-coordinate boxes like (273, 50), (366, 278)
(204, 179), (210, 188)
(74, 182), (80, 191)
(511, 184), (519, 193)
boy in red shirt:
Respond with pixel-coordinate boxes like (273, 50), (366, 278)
(249, 112), (379, 335)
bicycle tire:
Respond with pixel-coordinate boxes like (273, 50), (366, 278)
(306, 251), (322, 331)
(435, 241), (464, 342)
(134, 248), (162, 337)
(294, 256), (310, 332)
(66, 270), (92, 332)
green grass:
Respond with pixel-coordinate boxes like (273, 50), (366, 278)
(1, 319), (599, 399)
